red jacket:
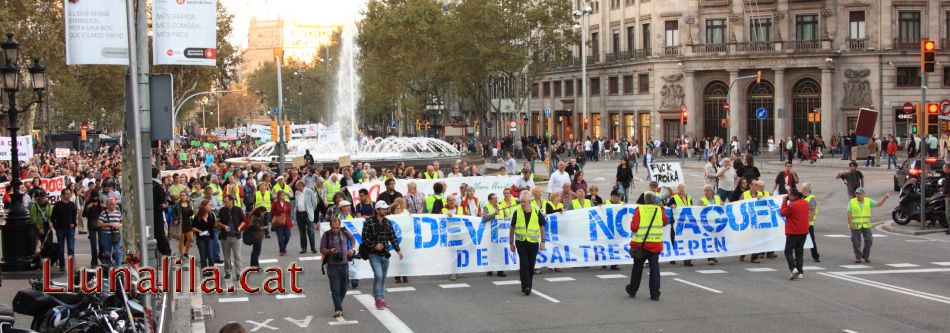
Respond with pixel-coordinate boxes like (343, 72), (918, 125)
(270, 199), (294, 229)
(781, 197), (809, 235)
(886, 141), (897, 155)
(629, 207), (669, 253)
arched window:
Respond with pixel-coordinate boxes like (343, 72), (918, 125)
(747, 81), (774, 147)
(792, 79), (821, 138)
(703, 81), (729, 139)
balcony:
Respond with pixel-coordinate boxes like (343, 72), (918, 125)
(736, 42), (774, 53)
(894, 38), (920, 50)
(848, 38), (867, 50)
(605, 52), (617, 63)
(943, 38), (950, 50)
(586, 55), (597, 64)
(663, 46), (681, 56)
(691, 44), (728, 54)
(783, 40), (821, 53)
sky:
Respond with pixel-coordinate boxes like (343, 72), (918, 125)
(220, 0), (362, 49)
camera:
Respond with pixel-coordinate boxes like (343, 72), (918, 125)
(332, 253), (344, 261)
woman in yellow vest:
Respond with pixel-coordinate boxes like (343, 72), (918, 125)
(669, 183), (694, 266)
(800, 182), (821, 262)
(255, 181), (273, 239)
(498, 188), (518, 218)
(626, 191), (668, 300)
(848, 187), (889, 263)
(225, 176), (242, 209)
(698, 184), (721, 265)
(741, 180), (771, 200)
(546, 192), (564, 214)
(508, 193), (546, 296)
(570, 189), (592, 210)
(481, 193), (507, 278)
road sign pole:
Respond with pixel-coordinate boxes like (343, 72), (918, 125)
(920, 71), (927, 230)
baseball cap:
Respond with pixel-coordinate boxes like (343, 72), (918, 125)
(375, 201), (390, 210)
(854, 187), (865, 194)
(339, 200), (351, 206)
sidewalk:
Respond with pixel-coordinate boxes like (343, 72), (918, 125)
(881, 220), (949, 236)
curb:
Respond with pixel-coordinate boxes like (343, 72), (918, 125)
(880, 220), (948, 235)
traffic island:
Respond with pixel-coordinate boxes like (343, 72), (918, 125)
(880, 220), (949, 235)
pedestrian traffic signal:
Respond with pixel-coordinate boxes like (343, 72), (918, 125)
(681, 110), (688, 126)
(922, 40), (936, 73)
(927, 102), (939, 114)
(912, 124), (918, 135)
(756, 70), (762, 84)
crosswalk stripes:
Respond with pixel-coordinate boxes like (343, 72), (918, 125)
(659, 271), (679, 276)
(802, 266), (825, 270)
(492, 280), (521, 285)
(596, 274), (628, 279)
(219, 297), (249, 303)
(932, 262), (950, 266)
(886, 263), (919, 268)
(545, 277), (576, 282)
(839, 265), (873, 269)
(696, 269), (728, 274)
(386, 287), (416, 293)
(298, 256), (322, 261)
(824, 234), (850, 238)
(439, 283), (471, 289)
(276, 294), (306, 300)
(871, 234), (887, 238)
(745, 267), (777, 272)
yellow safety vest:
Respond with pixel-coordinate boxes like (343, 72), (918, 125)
(633, 205), (664, 243)
(255, 191), (271, 211)
(274, 183), (292, 198)
(741, 191), (771, 200)
(545, 201), (564, 212)
(499, 198), (518, 218)
(512, 206), (541, 243)
(520, 172), (535, 181)
(531, 200), (548, 212)
(326, 181), (341, 201)
(424, 172), (439, 179)
(338, 213), (353, 220)
(210, 184), (223, 202)
(484, 204), (498, 217)
(804, 194), (818, 226)
(227, 184), (242, 207)
(672, 194), (692, 206)
(571, 198), (592, 210)
(425, 194), (447, 213)
(848, 198), (871, 229)
(700, 196), (722, 206)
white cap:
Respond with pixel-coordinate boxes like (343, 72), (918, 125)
(339, 200), (351, 206)
(375, 200), (390, 210)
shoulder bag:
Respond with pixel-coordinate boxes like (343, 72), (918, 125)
(630, 208), (659, 260)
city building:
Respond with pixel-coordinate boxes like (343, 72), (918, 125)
(239, 17), (339, 79)
(526, 0), (950, 146)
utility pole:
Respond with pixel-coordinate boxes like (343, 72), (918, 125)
(919, 40), (935, 230)
(276, 49), (286, 175)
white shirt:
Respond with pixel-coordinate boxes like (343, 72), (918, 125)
(547, 170), (571, 194)
(584, 141), (592, 151)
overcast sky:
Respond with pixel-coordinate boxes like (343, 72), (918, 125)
(220, 0), (362, 49)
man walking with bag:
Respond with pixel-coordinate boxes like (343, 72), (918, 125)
(626, 192), (668, 300)
(781, 189), (809, 280)
(216, 195), (244, 281)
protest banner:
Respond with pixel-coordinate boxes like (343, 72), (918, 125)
(160, 167), (204, 180)
(346, 176), (520, 205)
(54, 148), (71, 158)
(0, 176), (70, 197)
(179, 153), (188, 161)
(327, 197), (805, 278)
(0, 136), (34, 161)
(648, 162), (684, 187)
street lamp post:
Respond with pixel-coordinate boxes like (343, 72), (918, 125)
(0, 33), (48, 271)
(573, 3), (593, 140)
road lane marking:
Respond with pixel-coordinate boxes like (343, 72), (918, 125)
(328, 316), (359, 326)
(819, 272), (950, 305)
(531, 290), (561, 303)
(834, 268), (950, 275)
(298, 256), (322, 261)
(245, 319), (278, 331)
(545, 277), (576, 282)
(696, 269), (728, 274)
(276, 294), (306, 300)
(885, 263), (919, 268)
(674, 278), (723, 294)
(346, 290), (362, 295)
(824, 234), (850, 238)
(439, 283), (470, 289)
(659, 272), (678, 276)
(871, 234), (887, 238)
(842, 330), (860, 333)
(596, 274), (628, 279)
(354, 294), (414, 333)
(932, 262), (950, 266)
(285, 316), (314, 328)
(219, 297), (249, 303)
(802, 266), (825, 270)
(745, 267), (777, 272)
(258, 259), (278, 264)
(386, 287), (416, 293)
(839, 265), (873, 269)
(492, 280), (521, 285)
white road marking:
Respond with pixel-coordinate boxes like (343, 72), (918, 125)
(834, 268), (950, 275)
(298, 256), (322, 261)
(906, 239), (936, 242)
(594, 177), (606, 181)
(258, 259), (278, 264)
(745, 267), (777, 272)
(386, 287), (416, 293)
(328, 316), (359, 326)
(214, 263), (224, 267)
(219, 297), (249, 303)
(839, 265), (873, 269)
(674, 278), (723, 294)
(696, 269), (728, 274)
(885, 263), (919, 268)
(354, 294), (414, 333)
(492, 280), (521, 285)
(439, 283), (471, 289)
(545, 277), (576, 282)
(659, 271), (678, 276)
(842, 330), (860, 333)
(802, 266), (825, 270)
(531, 290), (561, 303)
(245, 319), (278, 331)
(276, 294), (306, 300)
(819, 272), (950, 305)
(190, 286), (206, 333)
(346, 290), (362, 295)
(871, 234), (887, 238)
(824, 234), (850, 238)
(285, 316), (314, 328)
(932, 262), (950, 266)
(596, 274), (628, 279)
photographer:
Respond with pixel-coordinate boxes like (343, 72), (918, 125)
(320, 216), (356, 318)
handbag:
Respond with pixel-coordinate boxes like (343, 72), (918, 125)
(40, 232), (57, 259)
(630, 208), (659, 260)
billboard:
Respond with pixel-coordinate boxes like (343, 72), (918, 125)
(152, 0), (217, 66)
(64, 0), (129, 65)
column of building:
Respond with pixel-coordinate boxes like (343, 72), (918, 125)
(774, 68), (787, 141)
(728, 69), (742, 141)
(821, 68), (835, 137)
(684, 71), (698, 138)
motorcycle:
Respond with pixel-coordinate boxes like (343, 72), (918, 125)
(891, 177), (950, 227)
(0, 302), (37, 333)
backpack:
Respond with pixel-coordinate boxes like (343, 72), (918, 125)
(430, 197), (445, 214)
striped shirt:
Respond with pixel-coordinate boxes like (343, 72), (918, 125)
(98, 209), (122, 233)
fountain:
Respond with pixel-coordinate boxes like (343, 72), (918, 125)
(334, 0), (362, 150)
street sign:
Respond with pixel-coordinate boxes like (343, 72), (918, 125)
(940, 99), (950, 116)
(723, 102), (730, 112)
(755, 107), (767, 120)
(509, 120), (517, 128)
(390, 120), (397, 129)
(680, 105), (687, 113)
(897, 113), (915, 120)
(903, 102), (915, 114)
(273, 106), (281, 115)
(939, 115), (950, 121)
(544, 107), (551, 117)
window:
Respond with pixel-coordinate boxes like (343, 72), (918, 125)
(626, 26), (636, 51)
(664, 20), (679, 46)
(896, 67), (921, 88)
(608, 76), (619, 95)
(623, 75), (634, 94)
(576, 78), (583, 96)
(610, 0), (620, 10)
(944, 67), (950, 87)
(591, 32), (600, 61)
(706, 19), (726, 44)
(542, 81), (551, 97)
(625, 0), (635, 6)
(899, 11), (921, 42)
(612, 30), (620, 53)
(531, 82), (539, 98)
(750, 17), (773, 42)
(565, 80), (574, 97)
(554, 81), (562, 97)
(795, 14), (819, 41)
(638, 73), (649, 93)
(849, 11), (866, 39)
(590, 77), (601, 96)
(642, 23), (651, 51)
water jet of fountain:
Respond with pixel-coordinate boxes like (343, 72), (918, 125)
(333, 0), (367, 153)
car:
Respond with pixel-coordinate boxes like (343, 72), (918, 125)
(893, 158), (945, 191)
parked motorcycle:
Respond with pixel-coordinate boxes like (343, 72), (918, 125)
(891, 177), (950, 227)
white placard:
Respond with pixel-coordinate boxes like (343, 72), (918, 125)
(64, 0), (129, 65)
(152, 0), (217, 66)
(54, 148), (71, 158)
(0, 136), (33, 161)
(648, 162), (684, 187)
(346, 176), (520, 204)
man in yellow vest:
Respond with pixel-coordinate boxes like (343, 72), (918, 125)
(801, 182), (820, 262)
(273, 176), (293, 200)
(626, 191), (668, 301)
(848, 187), (889, 263)
(255, 182), (272, 238)
(424, 182), (448, 213)
(698, 184), (721, 265)
(570, 189), (592, 210)
(507, 193), (546, 296)
(423, 165), (440, 179)
(668, 183), (694, 266)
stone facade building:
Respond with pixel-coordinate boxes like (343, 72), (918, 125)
(525, 0), (950, 146)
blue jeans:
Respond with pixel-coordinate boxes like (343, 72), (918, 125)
(55, 228), (76, 268)
(196, 236), (214, 269)
(211, 229), (221, 262)
(275, 227), (291, 254)
(887, 154), (898, 169)
(368, 254), (390, 300)
(327, 264), (349, 311)
(617, 182), (629, 202)
(250, 241), (262, 267)
(98, 231), (122, 266)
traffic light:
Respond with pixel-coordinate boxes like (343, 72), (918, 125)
(922, 40), (936, 73)
(912, 124), (919, 135)
(270, 121), (278, 142)
(415, 119), (420, 130)
(756, 70), (762, 84)
(681, 110), (688, 126)
(284, 121), (291, 141)
(927, 102), (939, 115)
(582, 116), (588, 129)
